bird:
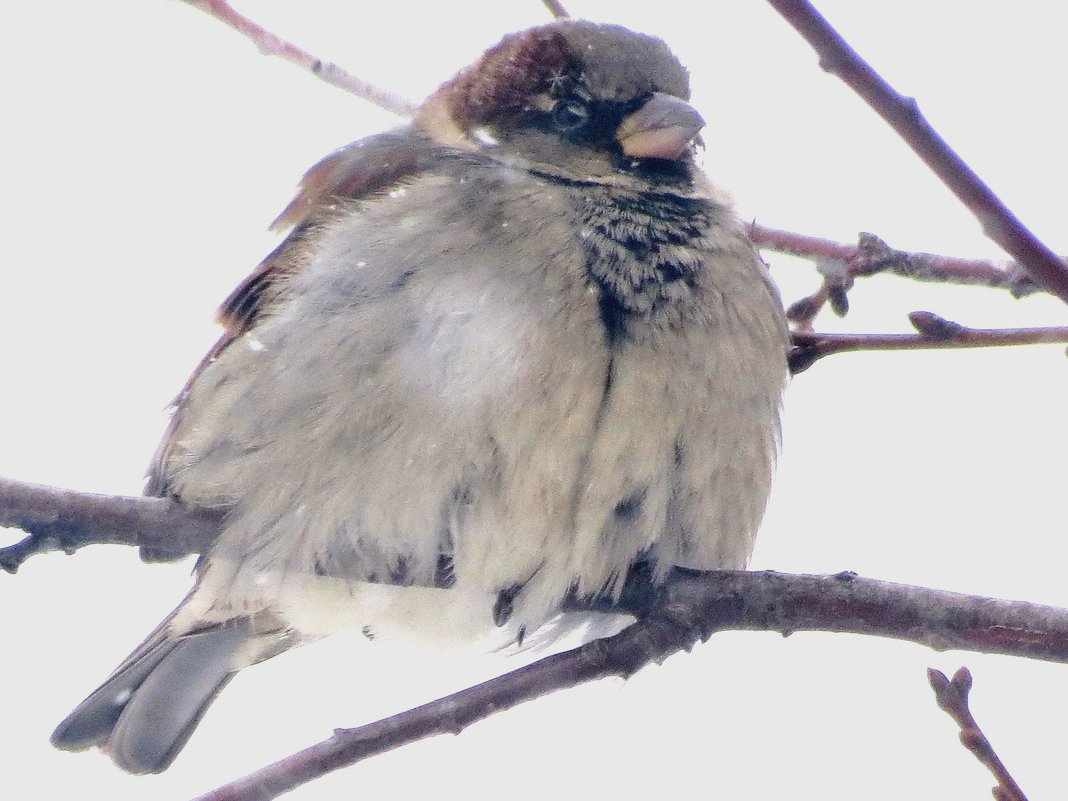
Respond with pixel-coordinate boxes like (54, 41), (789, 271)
(50, 18), (789, 774)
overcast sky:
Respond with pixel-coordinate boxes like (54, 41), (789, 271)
(2, 2), (1066, 799)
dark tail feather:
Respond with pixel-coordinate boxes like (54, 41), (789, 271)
(52, 620), (252, 774)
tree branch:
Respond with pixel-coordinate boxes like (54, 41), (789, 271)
(5, 8), (1065, 796)
(789, 313), (1068, 373)
(928, 667), (1029, 801)
(759, 223), (1045, 330)
(541, 0), (571, 18)
(174, 0), (1061, 315)
(0, 477), (220, 572)
(7, 472), (1067, 798)
(765, 0), (1068, 304)
(7, 474), (1068, 798)
(179, 0), (418, 117)
(193, 569), (1068, 801)
(751, 223), (1041, 298)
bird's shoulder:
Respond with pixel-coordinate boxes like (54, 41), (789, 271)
(145, 128), (450, 500)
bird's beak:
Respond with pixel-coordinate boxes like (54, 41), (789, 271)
(615, 92), (705, 161)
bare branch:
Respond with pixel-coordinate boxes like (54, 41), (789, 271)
(541, 0), (571, 18)
(789, 314), (1068, 373)
(5, 471), (1067, 797)
(193, 570), (1068, 801)
(765, 0), (1068, 304)
(0, 477), (220, 572)
(180, 0), (418, 117)
(7, 312), (1067, 566)
(751, 223), (1041, 297)
(928, 668), (1029, 801)
(176, 0), (1058, 312)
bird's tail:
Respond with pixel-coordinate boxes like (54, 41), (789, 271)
(51, 617), (255, 774)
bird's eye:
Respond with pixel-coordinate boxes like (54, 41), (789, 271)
(551, 98), (591, 132)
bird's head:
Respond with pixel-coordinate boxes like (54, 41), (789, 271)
(417, 20), (705, 185)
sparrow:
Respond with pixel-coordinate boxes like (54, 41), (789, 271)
(50, 19), (789, 774)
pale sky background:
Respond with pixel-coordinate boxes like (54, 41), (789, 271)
(2, 2), (1066, 799)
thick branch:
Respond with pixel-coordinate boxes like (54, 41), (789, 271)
(765, 0), (1068, 304)
(6, 476), (1066, 796)
(179, 0), (418, 116)
(194, 569), (1068, 801)
(0, 477), (220, 571)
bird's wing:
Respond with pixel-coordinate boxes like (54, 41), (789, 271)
(144, 129), (447, 503)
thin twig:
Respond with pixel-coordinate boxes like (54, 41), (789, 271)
(751, 224), (1040, 296)
(180, 0), (418, 117)
(176, 0), (1057, 312)
(928, 668), (1029, 801)
(760, 222), (1044, 331)
(193, 570), (1068, 801)
(5, 318), (1067, 560)
(541, 0), (571, 18)
(789, 313), (1068, 373)
(765, 0), (1068, 304)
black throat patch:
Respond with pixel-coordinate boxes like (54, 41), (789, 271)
(575, 188), (713, 346)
